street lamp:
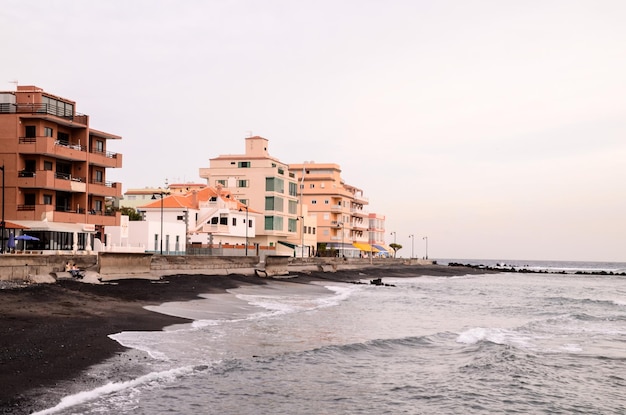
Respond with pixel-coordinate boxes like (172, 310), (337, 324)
(239, 205), (249, 256)
(409, 234), (414, 258)
(297, 215), (305, 258)
(151, 190), (168, 255)
(337, 222), (344, 258)
(0, 164), (4, 254)
(423, 236), (428, 259)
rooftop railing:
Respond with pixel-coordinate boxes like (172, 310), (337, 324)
(0, 103), (88, 124)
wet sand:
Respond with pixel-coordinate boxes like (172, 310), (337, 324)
(0, 265), (494, 414)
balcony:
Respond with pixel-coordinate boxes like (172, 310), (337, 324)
(6, 103), (88, 126)
(200, 224), (230, 234)
(17, 170), (86, 192)
(350, 208), (368, 218)
(12, 203), (119, 226)
(18, 137), (87, 162)
(89, 180), (122, 198)
(89, 149), (122, 168)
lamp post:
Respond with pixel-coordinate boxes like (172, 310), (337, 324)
(151, 190), (167, 255)
(297, 215), (305, 258)
(423, 236), (428, 259)
(239, 205), (249, 256)
(300, 163), (306, 259)
(409, 234), (414, 259)
(0, 164), (4, 254)
(337, 222), (344, 258)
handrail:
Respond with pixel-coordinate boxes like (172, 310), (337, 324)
(90, 148), (118, 158)
(0, 102), (87, 121)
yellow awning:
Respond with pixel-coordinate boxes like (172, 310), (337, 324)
(352, 242), (380, 252)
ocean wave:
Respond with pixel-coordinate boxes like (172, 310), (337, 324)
(456, 327), (535, 349)
(31, 365), (198, 415)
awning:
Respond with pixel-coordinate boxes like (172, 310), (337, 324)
(352, 242), (380, 252)
(278, 240), (297, 249)
(3, 221), (29, 229)
(372, 244), (388, 253)
(8, 220), (96, 233)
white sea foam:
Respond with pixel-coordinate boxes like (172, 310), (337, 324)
(456, 327), (532, 348)
(32, 366), (195, 415)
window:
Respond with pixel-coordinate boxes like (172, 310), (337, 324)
(289, 182), (298, 196)
(237, 179), (249, 188)
(232, 217), (237, 226)
(95, 140), (104, 152)
(44, 127), (53, 137)
(95, 170), (103, 183)
(216, 179), (227, 187)
(277, 167), (284, 175)
(220, 216), (228, 225)
(209, 196), (217, 202)
(24, 193), (35, 205)
(265, 196), (284, 212)
(154, 234), (159, 251)
(264, 216), (283, 231)
(238, 161), (250, 168)
(311, 200), (317, 204)
(240, 199), (248, 206)
(312, 227), (316, 234)
(324, 200), (329, 204)
(25, 126), (36, 138)
(177, 215), (184, 221)
(288, 218), (297, 232)
(42, 95), (74, 117)
(265, 177), (284, 193)
(211, 217), (219, 224)
(43, 194), (52, 205)
(249, 219), (253, 228)
(288, 200), (298, 214)
(95, 200), (102, 212)
(43, 161), (53, 171)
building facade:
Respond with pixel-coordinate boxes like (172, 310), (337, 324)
(290, 162), (371, 258)
(0, 85), (122, 251)
(199, 136), (312, 256)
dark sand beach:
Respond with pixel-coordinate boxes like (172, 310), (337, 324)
(0, 264), (493, 414)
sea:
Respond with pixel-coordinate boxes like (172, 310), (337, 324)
(34, 259), (626, 414)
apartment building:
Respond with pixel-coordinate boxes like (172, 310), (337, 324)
(0, 85), (122, 251)
(368, 213), (390, 256)
(199, 136), (313, 256)
(290, 162), (371, 258)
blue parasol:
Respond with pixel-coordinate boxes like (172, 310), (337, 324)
(16, 234), (39, 252)
(16, 234), (39, 241)
(7, 233), (15, 250)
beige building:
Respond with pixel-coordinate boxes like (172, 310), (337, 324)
(290, 162), (371, 258)
(199, 136), (315, 256)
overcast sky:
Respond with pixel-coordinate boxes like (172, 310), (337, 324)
(3, 1), (625, 261)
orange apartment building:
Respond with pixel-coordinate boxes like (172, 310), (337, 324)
(290, 162), (374, 257)
(0, 85), (122, 252)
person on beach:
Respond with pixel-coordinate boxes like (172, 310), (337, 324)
(66, 262), (83, 279)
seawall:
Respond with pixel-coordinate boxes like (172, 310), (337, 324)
(0, 253), (435, 282)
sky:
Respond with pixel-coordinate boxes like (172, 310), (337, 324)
(2, 1), (625, 262)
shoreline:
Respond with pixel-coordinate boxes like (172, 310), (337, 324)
(0, 264), (494, 414)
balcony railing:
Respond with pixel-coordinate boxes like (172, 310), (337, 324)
(1, 103), (88, 124)
(90, 148), (119, 159)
